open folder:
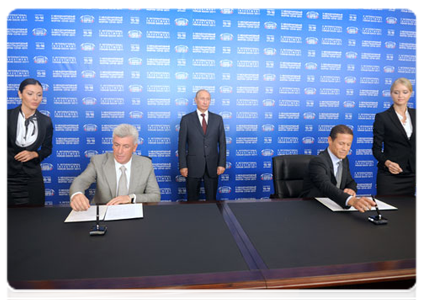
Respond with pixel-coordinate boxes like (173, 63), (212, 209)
(315, 197), (397, 212)
(64, 204), (143, 223)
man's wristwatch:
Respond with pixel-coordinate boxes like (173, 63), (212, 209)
(130, 194), (136, 204)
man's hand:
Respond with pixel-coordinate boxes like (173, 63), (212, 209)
(217, 166), (225, 176)
(343, 188), (356, 197)
(385, 160), (403, 175)
(180, 168), (188, 177)
(14, 150), (38, 162)
(347, 196), (376, 213)
(70, 193), (91, 211)
(107, 195), (131, 206)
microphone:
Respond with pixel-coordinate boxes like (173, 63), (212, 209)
(90, 204), (107, 235)
(368, 195), (388, 225)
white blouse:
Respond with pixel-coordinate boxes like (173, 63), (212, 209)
(16, 111), (38, 147)
(395, 109), (413, 139)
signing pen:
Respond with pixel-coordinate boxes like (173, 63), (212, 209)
(371, 195), (381, 218)
(96, 204), (100, 230)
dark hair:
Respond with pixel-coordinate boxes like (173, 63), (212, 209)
(329, 124), (353, 140)
(19, 78), (42, 93)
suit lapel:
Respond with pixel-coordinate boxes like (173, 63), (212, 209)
(409, 108), (416, 141)
(321, 149), (336, 182)
(340, 158), (349, 189)
(323, 148), (351, 188)
(32, 109), (46, 150)
(205, 112), (214, 137)
(103, 153), (117, 198)
(8, 106), (20, 145)
(387, 106), (410, 144)
(192, 111), (206, 136)
(128, 154), (137, 193)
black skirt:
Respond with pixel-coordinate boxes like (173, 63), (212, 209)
(376, 169), (415, 196)
(8, 170), (45, 206)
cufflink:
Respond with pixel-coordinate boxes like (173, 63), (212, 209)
(130, 194), (136, 203)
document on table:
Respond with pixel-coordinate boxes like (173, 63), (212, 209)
(64, 204), (143, 223)
(65, 205), (107, 223)
(103, 203), (143, 221)
(315, 197), (397, 212)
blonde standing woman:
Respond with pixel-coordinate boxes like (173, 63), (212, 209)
(372, 78), (416, 195)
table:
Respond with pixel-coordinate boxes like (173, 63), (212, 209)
(226, 196), (415, 289)
(8, 197), (415, 289)
(8, 203), (263, 289)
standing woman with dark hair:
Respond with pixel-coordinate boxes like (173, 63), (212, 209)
(7, 78), (53, 206)
(372, 78), (416, 196)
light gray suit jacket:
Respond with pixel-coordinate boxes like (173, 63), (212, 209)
(69, 153), (161, 204)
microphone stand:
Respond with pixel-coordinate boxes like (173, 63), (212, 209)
(90, 204), (107, 235)
(368, 195), (388, 225)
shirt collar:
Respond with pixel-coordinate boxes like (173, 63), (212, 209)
(395, 109), (410, 122)
(20, 108), (36, 119)
(197, 109), (208, 117)
(114, 157), (132, 170)
(327, 147), (342, 167)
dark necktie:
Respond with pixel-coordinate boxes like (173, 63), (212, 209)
(24, 113), (37, 141)
(201, 113), (207, 134)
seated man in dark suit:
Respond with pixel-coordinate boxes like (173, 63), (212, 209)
(300, 125), (376, 213)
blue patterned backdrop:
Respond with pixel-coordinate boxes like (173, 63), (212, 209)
(7, 9), (416, 205)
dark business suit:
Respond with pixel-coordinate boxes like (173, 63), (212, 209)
(372, 105), (416, 195)
(178, 111), (226, 201)
(300, 149), (357, 208)
(7, 105), (53, 206)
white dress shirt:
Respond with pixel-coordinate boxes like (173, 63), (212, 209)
(327, 147), (352, 206)
(395, 109), (413, 139)
(16, 110), (38, 147)
(196, 109), (209, 125)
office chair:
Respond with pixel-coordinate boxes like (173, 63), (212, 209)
(270, 154), (314, 198)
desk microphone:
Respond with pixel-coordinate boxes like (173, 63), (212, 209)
(90, 204), (107, 236)
(368, 195), (388, 225)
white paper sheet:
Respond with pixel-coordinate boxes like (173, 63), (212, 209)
(64, 204), (143, 223)
(64, 205), (107, 222)
(104, 203), (143, 221)
(315, 197), (398, 212)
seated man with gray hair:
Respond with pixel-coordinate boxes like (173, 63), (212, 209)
(70, 124), (161, 211)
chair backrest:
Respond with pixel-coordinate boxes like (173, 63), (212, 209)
(271, 154), (314, 198)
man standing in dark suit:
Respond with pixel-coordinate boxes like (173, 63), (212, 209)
(300, 125), (376, 213)
(178, 89), (226, 201)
